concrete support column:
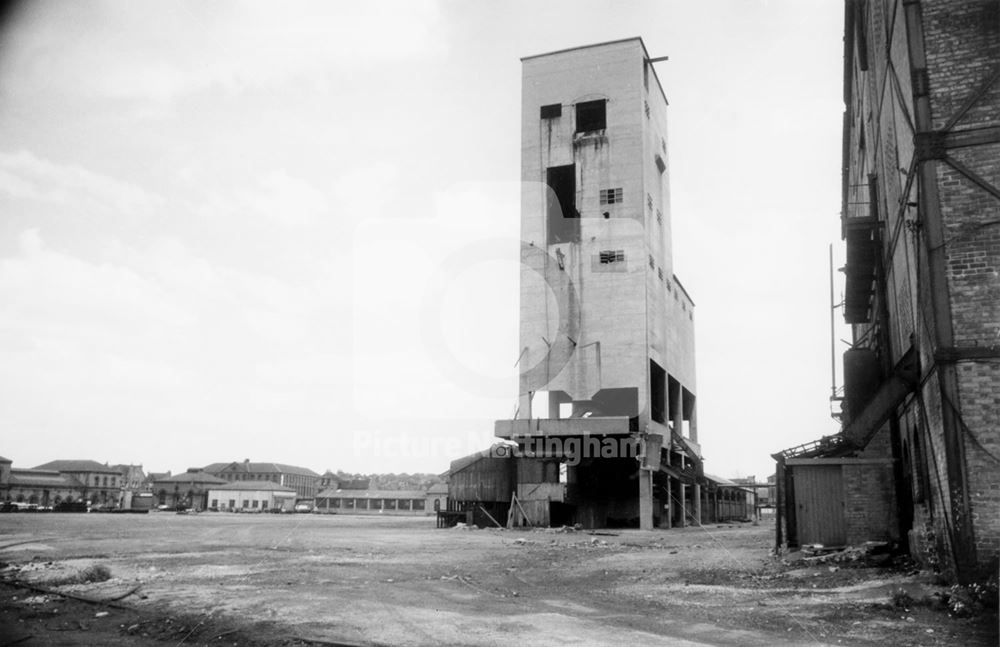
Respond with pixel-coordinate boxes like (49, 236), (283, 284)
(693, 483), (702, 526)
(639, 468), (653, 530)
(672, 382), (684, 434)
(678, 456), (687, 527)
(678, 483), (686, 527)
(688, 396), (698, 443)
(662, 475), (672, 529)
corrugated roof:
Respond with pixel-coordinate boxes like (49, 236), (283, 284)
(206, 481), (296, 492)
(33, 460), (121, 474)
(316, 489), (428, 499)
(426, 482), (448, 494)
(0, 456), (12, 463)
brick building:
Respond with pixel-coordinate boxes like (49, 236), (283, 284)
(202, 460), (321, 499)
(0, 456), (83, 507)
(776, 0), (998, 582)
(33, 459), (124, 507)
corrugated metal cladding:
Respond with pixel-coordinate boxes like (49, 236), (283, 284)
(793, 465), (845, 546)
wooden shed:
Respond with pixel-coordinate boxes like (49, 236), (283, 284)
(446, 446), (516, 527)
(777, 456), (898, 548)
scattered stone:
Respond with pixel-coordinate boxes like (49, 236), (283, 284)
(95, 611), (110, 618)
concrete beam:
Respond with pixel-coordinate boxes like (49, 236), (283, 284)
(495, 416), (632, 438)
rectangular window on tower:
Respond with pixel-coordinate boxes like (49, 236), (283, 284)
(599, 188), (623, 205)
(575, 100), (606, 133)
(540, 103), (562, 119)
(599, 250), (625, 264)
(593, 250), (627, 273)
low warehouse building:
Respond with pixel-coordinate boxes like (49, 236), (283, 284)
(151, 470), (226, 510)
(701, 475), (755, 523)
(207, 481), (297, 512)
(315, 489), (429, 515)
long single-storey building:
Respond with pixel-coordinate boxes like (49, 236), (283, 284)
(207, 481), (297, 512)
(314, 489), (430, 515)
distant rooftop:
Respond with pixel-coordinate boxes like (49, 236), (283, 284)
(9, 468), (81, 488)
(204, 461), (319, 477)
(316, 489), (429, 499)
(206, 480), (296, 492)
(152, 472), (227, 485)
(33, 459), (120, 474)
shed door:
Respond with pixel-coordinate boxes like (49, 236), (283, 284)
(793, 465), (845, 546)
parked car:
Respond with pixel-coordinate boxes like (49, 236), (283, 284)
(293, 503), (314, 513)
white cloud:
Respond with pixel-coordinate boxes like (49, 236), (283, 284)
(5, 1), (446, 104)
(0, 150), (161, 217)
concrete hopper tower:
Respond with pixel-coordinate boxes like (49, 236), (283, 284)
(495, 38), (702, 530)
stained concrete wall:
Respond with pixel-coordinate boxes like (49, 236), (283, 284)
(517, 38), (696, 423)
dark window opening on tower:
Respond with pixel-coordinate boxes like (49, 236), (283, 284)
(655, 154), (666, 174)
(540, 103), (562, 119)
(667, 375), (680, 428)
(546, 164), (579, 244)
(575, 100), (606, 133)
(650, 360), (666, 424)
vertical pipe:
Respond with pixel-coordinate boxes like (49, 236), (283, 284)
(830, 243), (838, 401)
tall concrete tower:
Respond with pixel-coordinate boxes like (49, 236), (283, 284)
(495, 38), (702, 530)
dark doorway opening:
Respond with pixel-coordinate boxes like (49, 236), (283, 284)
(546, 164), (578, 243)
(650, 360), (666, 424)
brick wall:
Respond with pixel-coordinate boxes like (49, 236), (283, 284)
(924, 0), (1000, 578)
(843, 461), (899, 544)
(843, 0), (999, 580)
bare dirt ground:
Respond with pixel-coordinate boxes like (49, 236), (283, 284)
(0, 513), (996, 646)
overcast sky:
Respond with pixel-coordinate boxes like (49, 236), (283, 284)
(0, 0), (850, 479)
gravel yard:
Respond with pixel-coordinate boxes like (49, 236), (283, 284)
(0, 513), (995, 646)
